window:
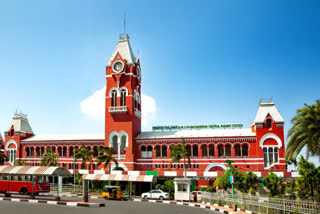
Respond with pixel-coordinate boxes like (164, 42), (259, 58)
(147, 146), (153, 158)
(193, 164), (199, 169)
(155, 146), (161, 158)
(93, 146), (98, 157)
(8, 149), (16, 164)
(120, 135), (126, 154)
(209, 145), (214, 157)
(263, 146), (279, 168)
(170, 163), (176, 168)
(69, 147), (74, 157)
(155, 164), (160, 168)
(112, 135), (118, 154)
(162, 145), (167, 157)
(218, 145), (224, 157)
(192, 145), (198, 157)
(267, 119), (272, 129)
(242, 144), (248, 157)
(111, 90), (117, 107)
(163, 164), (168, 169)
(63, 147), (67, 157)
(120, 90), (126, 106)
(25, 147), (30, 157)
(178, 184), (187, 192)
(201, 145), (207, 157)
(186, 145), (191, 157)
(225, 145), (231, 157)
(41, 147), (44, 157)
(147, 164), (153, 169)
(36, 147), (40, 157)
(235, 145), (241, 157)
(141, 146), (147, 158)
(58, 147), (62, 157)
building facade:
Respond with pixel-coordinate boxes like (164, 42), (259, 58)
(2, 34), (290, 181)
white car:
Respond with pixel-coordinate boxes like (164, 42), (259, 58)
(141, 190), (169, 200)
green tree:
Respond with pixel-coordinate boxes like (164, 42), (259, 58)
(157, 180), (175, 199)
(243, 171), (258, 193)
(74, 143), (94, 169)
(41, 147), (58, 166)
(285, 179), (296, 200)
(262, 169), (284, 197)
(14, 159), (26, 166)
(295, 156), (319, 200)
(216, 166), (245, 191)
(285, 100), (320, 162)
(170, 137), (190, 178)
(0, 151), (8, 165)
(97, 146), (118, 171)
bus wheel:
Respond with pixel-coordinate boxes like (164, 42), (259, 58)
(20, 188), (28, 195)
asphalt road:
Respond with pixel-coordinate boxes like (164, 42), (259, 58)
(0, 199), (217, 214)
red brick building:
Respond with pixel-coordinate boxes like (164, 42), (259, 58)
(2, 33), (290, 181)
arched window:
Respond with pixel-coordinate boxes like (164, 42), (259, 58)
(30, 147), (34, 157)
(112, 135), (118, 154)
(192, 145), (198, 157)
(162, 145), (167, 157)
(69, 147), (74, 157)
(120, 135), (126, 154)
(40, 147), (44, 156)
(52, 147), (56, 153)
(36, 147), (40, 157)
(63, 147), (67, 157)
(141, 146), (146, 158)
(225, 145), (231, 157)
(147, 146), (153, 158)
(92, 146), (98, 157)
(201, 145), (207, 157)
(235, 145), (241, 157)
(209, 145), (215, 157)
(25, 147), (30, 157)
(111, 90), (117, 107)
(10, 127), (14, 137)
(242, 144), (248, 157)
(120, 90), (126, 106)
(57, 147), (62, 157)
(267, 119), (272, 129)
(218, 145), (224, 157)
(155, 146), (161, 158)
(186, 145), (191, 157)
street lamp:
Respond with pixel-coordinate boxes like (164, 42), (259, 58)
(225, 160), (236, 211)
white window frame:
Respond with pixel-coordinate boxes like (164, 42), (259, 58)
(263, 146), (279, 169)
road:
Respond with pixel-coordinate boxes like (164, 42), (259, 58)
(0, 198), (216, 214)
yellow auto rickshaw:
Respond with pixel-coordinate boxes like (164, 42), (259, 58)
(102, 185), (124, 200)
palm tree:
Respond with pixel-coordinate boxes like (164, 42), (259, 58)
(41, 147), (58, 166)
(74, 143), (94, 169)
(0, 151), (7, 165)
(170, 137), (190, 178)
(285, 100), (320, 162)
(97, 146), (118, 172)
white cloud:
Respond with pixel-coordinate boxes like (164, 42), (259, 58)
(80, 87), (157, 130)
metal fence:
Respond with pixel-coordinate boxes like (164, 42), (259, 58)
(49, 184), (83, 193)
(201, 192), (320, 214)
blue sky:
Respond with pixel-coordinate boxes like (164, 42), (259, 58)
(0, 1), (319, 166)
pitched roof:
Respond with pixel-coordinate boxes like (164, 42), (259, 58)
(5, 113), (34, 134)
(21, 133), (104, 142)
(106, 34), (136, 66)
(136, 128), (255, 140)
(254, 100), (285, 123)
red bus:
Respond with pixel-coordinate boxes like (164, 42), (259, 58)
(0, 175), (50, 196)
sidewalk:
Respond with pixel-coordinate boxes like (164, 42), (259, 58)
(130, 198), (251, 214)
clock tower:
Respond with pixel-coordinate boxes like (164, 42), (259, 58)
(105, 33), (141, 171)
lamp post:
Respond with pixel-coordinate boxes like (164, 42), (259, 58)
(225, 160), (236, 211)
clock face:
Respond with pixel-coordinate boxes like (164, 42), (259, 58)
(136, 66), (141, 79)
(112, 61), (124, 73)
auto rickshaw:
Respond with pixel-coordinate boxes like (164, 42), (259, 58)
(102, 185), (124, 200)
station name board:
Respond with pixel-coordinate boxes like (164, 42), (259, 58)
(152, 124), (243, 131)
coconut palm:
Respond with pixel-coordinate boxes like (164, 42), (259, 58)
(97, 146), (118, 172)
(41, 147), (58, 166)
(170, 137), (190, 178)
(74, 143), (94, 169)
(285, 100), (320, 162)
(0, 151), (7, 165)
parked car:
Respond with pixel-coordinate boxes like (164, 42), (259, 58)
(141, 190), (169, 200)
(191, 191), (202, 201)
